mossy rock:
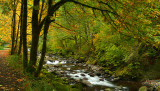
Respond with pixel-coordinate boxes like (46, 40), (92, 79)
(105, 88), (112, 91)
(139, 86), (148, 91)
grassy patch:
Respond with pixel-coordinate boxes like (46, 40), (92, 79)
(0, 46), (4, 50)
(6, 55), (23, 72)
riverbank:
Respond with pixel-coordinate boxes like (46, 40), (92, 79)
(5, 52), (81, 91)
(43, 52), (160, 90)
(2, 49), (160, 91)
(42, 53), (142, 91)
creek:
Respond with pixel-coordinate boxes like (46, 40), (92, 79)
(41, 54), (142, 91)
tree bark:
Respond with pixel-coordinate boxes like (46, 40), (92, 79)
(84, 25), (88, 43)
(28, 0), (40, 74)
(87, 23), (93, 46)
(28, 0), (69, 75)
(74, 35), (78, 49)
(22, 0), (28, 70)
(39, 0), (45, 24)
(11, 0), (16, 55)
(35, 0), (69, 77)
(18, 2), (23, 55)
(15, 13), (21, 53)
(35, 0), (52, 77)
(35, 17), (50, 77)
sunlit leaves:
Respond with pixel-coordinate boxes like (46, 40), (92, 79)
(0, 0), (34, 46)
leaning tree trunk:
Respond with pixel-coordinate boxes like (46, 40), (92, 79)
(35, 0), (69, 77)
(35, 0), (48, 77)
(18, 0), (23, 55)
(84, 25), (88, 43)
(28, 0), (69, 75)
(14, 16), (20, 53)
(35, 17), (50, 77)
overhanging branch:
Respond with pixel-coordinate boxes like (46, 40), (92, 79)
(70, 0), (119, 16)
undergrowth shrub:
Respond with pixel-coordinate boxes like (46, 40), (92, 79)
(40, 69), (80, 91)
(6, 55), (23, 70)
(95, 44), (127, 69)
(23, 78), (54, 91)
(7, 55), (80, 91)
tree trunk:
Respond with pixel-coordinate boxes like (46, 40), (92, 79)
(74, 35), (78, 49)
(35, 17), (50, 77)
(18, 2), (23, 55)
(11, 0), (16, 55)
(14, 13), (21, 53)
(39, 0), (45, 23)
(28, 0), (40, 74)
(79, 35), (82, 50)
(35, 0), (69, 77)
(18, 27), (22, 55)
(22, 0), (28, 70)
(87, 23), (93, 46)
(35, 0), (52, 77)
(84, 25), (88, 43)
(28, 0), (68, 75)
(28, 32), (40, 73)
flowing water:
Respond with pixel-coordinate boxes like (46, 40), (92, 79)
(43, 54), (142, 91)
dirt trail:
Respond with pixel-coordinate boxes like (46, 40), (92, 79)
(0, 50), (24, 91)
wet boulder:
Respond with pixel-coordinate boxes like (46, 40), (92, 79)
(82, 80), (93, 87)
(71, 72), (77, 74)
(43, 60), (47, 64)
(67, 68), (71, 70)
(103, 74), (110, 78)
(95, 72), (101, 76)
(45, 55), (49, 59)
(111, 77), (120, 82)
(88, 73), (95, 77)
(99, 78), (104, 81)
(83, 64), (87, 67)
(84, 69), (89, 73)
(75, 75), (79, 77)
(75, 79), (81, 82)
(60, 71), (65, 74)
(115, 86), (123, 90)
(91, 65), (102, 71)
(81, 74), (85, 76)
(83, 78), (88, 80)
(77, 63), (83, 66)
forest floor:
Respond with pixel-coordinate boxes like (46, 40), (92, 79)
(0, 50), (24, 91)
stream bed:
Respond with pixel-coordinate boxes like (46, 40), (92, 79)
(41, 54), (142, 91)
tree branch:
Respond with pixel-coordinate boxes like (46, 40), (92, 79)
(70, 0), (119, 16)
(53, 22), (72, 31)
(39, 17), (46, 30)
(39, 0), (45, 24)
